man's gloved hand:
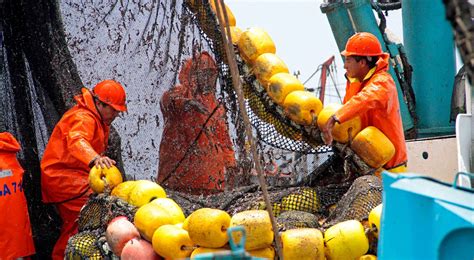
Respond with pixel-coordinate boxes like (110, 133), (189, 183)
(91, 155), (116, 169)
(321, 115), (337, 145)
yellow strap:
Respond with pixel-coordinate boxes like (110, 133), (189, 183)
(348, 66), (377, 83)
(387, 165), (407, 173)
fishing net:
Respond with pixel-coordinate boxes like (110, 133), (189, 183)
(323, 175), (382, 228)
(175, 0), (332, 194)
(166, 177), (355, 219)
(55, 0), (334, 193)
(77, 194), (137, 233)
(65, 194), (136, 258)
(66, 169), (376, 258)
(65, 230), (108, 260)
(185, 0), (330, 153)
(240, 58), (332, 154)
(57, 0), (380, 259)
(276, 211), (320, 231)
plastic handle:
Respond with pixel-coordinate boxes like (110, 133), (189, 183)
(227, 226), (246, 252)
(452, 172), (474, 190)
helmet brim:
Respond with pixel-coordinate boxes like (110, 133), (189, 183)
(110, 103), (127, 112)
(340, 50), (351, 57)
(341, 50), (387, 58)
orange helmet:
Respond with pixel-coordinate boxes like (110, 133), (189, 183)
(92, 80), (127, 111)
(341, 32), (384, 57)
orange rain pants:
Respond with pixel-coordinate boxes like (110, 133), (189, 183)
(158, 52), (236, 194)
(335, 54), (407, 169)
(0, 132), (36, 259)
(41, 88), (109, 259)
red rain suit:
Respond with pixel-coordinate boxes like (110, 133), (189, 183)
(0, 132), (36, 259)
(158, 52), (236, 194)
(41, 88), (109, 259)
(335, 55), (407, 169)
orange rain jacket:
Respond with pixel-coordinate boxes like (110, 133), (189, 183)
(335, 55), (408, 169)
(158, 52), (236, 194)
(0, 132), (36, 259)
(41, 88), (109, 204)
(41, 88), (110, 259)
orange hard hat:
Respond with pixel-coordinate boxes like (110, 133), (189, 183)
(341, 32), (384, 57)
(92, 80), (127, 112)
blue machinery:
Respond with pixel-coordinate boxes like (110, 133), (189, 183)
(380, 172), (474, 259)
(320, 1), (473, 259)
(320, 0), (456, 137)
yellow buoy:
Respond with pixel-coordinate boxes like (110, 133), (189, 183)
(150, 198), (186, 224)
(187, 208), (231, 248)
(230, 210), (274, 250)
(267, 73), (305, 104)
(316, 103), (362, 143)
(88, 165), (123, 193)
(209, 1), (236, 26)
(229, 26), (242, 45)
(253, 53), (289, 87)
(282, 228), (325, 260)
(190, 247), (229, 258)
(283, 90), (323, 125)
(324, 220), (369, 260)
(128, 180), (167, 207)
(237, 27), (276, 65)
(351, 126), (395, 168)
(359, 254), (378, 260)
(368, 204), (383, 238)
(152, 224), (195, 259)
(110, 180), (136, 201)
(248, 246), (275, 259)
(134, 203), (177, 242)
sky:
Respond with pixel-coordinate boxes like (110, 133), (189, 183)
(225, 0), (405, 104)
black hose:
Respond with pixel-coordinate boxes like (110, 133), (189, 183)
(376, 2), (402, 11)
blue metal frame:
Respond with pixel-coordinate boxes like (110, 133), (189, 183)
(379, 172), (474, 259)
(321, 0), (416, 132)
(402, 0), (456, 137)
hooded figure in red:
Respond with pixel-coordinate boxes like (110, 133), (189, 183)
(158, 52), (236, 194)
(0, 132), (36, 259)
(41, 80), (126, 259)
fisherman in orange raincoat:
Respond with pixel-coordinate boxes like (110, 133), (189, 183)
(321, 32), (408, 172)
(0, 132), (36, 259)
(41, 80), (127, 259)
(158, 52), (236, 195)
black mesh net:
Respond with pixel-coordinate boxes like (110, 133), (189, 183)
(184, 0), (332, 155)
(65, 230), (107, 260)
(142, 0), (334, 192)
(58, 0), (382, 259)
(276, 211), (320, 232)
(323, 175), (382, 228)
(241, 61), (332, 154)
(66, 194), (137, 259)
(77, 194), (137, 233)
